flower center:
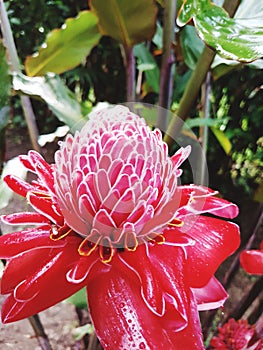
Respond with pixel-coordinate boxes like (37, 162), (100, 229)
(50, 219), (184, 264)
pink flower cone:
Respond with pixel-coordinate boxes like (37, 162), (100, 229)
(0, 106), (240, 349)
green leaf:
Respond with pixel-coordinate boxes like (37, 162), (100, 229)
(134, 43), (160, 93)
(211, 127), (232, 155)
(25, 11), (102, 76)
(178, 0), (263, 62)
(185, 117), (223, 129)
(72, 324), (94, 341)
(13, 72), (86, 132)
(180, 25), (204, 70)
(90, 0), (157, 48)
(66, 288), (87, 309)
(0, 41), (10, 110)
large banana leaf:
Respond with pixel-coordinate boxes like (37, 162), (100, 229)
(89, 0), (157, 48)
(25, 11), (102, 76)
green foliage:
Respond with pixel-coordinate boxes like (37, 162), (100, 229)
(134, 43), (160, 93)
(231, 138), (263, 195)
(13, 72), (86, 132)
(66, 288), (87, 309)
(178, 0), (263, 62)
(90, 0), (158, 48)
(25, 11), (102, 76)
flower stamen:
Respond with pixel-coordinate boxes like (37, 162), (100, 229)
(169, 219), (184, 227)
(78, 232), (101, 256)
(99, 238), (114, 263)
(124, 231), (139, 252)
(50, 224), (72, 241)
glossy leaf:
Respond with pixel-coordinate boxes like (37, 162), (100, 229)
(180, 25), (204, 70)
(178, 0), (263, 62)
(89, 0), (157, 48)
(13, 72), (86, 132)
(134, 43), (160, 93)
(211, 127), (232, 155)
(25, 11), (102, 76)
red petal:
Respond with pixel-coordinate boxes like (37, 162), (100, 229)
(1, 238), (92, 323)
(192, 277), (228, 311)
(180, 215), (240, 287)
(240, 250), (263, 275)
(118, 248), (165, 316)
(1, 248), (58, 294)
(2, 212), (49, 225)
(0, 226), (65, 258)
(27, 192), (64, 225)
(87, 264), (204, 350)
(27, 151), (55, 192)
(176, 185), (239, 219)
(4, 174), (35, 197)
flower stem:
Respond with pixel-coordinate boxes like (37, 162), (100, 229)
(28, 314), (53, 350)
(196, 71), (211, 185)
(0, 0), (40, 153)
(157, 0), (177, 132)
(163, 0), (241, 148)
(121, 45), (135, 102)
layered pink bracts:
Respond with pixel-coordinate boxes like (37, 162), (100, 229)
(0, 106), (240, 349)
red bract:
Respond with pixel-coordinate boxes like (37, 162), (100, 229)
(240, 241), (263, 275)
(210, 318), (263, 350)
(0, 106), (240, 349)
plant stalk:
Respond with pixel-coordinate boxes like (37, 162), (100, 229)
(28, 314), (53, 350)
(164, 0), (241, 148)
(0, 0), (40, 152)
(197, 71), (211, 185)
(157, 0), (177, 132)
(121, 45), (135, 102)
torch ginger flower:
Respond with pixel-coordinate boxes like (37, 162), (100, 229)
(0, 106), (240, 349)
(210, 318), (263, 350)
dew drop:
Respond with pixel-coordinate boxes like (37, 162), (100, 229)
(120, 302), (125, 308)
(127, 319), (132, 323)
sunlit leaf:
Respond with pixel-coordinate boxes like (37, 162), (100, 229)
(185, 117), (223, 129)
(178, 0), (263, 62)
(13, 72), (86, 132)
(25, 11), (102, 76)
(89, 0), (157, 48)
(211, 127), (232, 155)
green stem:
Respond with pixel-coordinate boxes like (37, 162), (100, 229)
(164, 0), (241, 148)
(197, 71), (211, 185)
(0, 0), (40, 153)
(157, 0), (177, 132)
